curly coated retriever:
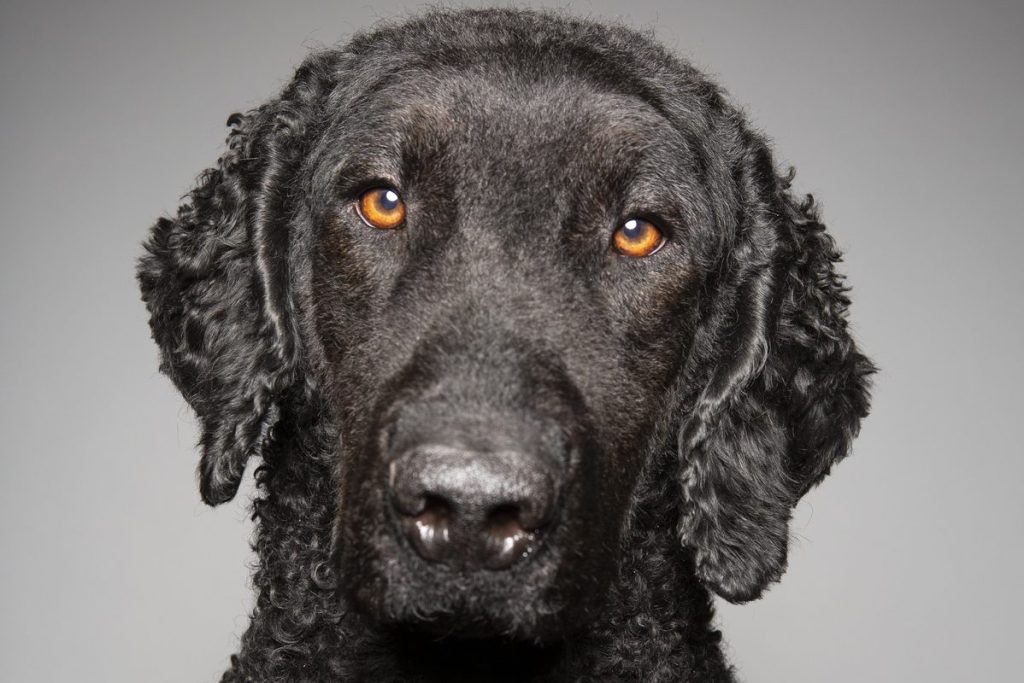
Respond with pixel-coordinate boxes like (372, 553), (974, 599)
(139, 8), (874, 682)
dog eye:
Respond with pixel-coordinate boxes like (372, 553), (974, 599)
(612, 218), (665, 257)
(357, 187), (406, 230)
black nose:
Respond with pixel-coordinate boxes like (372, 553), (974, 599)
(389, 445), (558, 570)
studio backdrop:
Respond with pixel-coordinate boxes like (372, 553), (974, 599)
(0, 1), (1021, 681)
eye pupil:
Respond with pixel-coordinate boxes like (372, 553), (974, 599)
(380, 189), (400, 210)
(622, 219), (641, 238)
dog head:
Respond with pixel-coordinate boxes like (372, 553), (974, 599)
(139, 9), (873, 639)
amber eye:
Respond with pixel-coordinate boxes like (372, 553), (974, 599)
(612, 218), (665, 257)
(356, 187), (406, 229)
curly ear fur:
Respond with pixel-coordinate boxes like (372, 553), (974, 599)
(678, 129), (875, 603)
(137, 61), (330, 505)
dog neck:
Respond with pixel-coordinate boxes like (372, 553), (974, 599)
(221, 421), (733, 682)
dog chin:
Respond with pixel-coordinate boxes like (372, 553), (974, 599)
(369, 582), (571, 642)
(383, 604), (560, 642)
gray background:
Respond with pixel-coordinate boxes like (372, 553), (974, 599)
(1, 0), (1021, 680)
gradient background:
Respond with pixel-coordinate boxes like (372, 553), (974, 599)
(2, 1), (1021, 681)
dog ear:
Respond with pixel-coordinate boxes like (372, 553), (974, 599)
(677, 129), (875, 603)
(137, 65), (324, 504)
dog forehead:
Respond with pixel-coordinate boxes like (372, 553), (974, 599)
(410, 73), (666, 136)
(333, 63), (683, 173)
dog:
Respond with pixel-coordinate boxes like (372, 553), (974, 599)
(139, 8), (874, 681)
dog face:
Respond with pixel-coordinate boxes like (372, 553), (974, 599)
(139, 9), (873, 641)
(313, 69), (708, 636)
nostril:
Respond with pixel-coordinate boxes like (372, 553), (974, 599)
(481, 504), (538, 570)
(400, 495), (452, 563)
(487, 504), (525, 534)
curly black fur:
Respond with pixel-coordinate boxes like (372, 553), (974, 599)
(139, 9), (873, 681)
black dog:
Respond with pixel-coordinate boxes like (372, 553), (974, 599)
(139, 8), (873, 681)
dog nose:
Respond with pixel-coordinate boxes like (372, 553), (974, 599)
(389, 445), (557, 570)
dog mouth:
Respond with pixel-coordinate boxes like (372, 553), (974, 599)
(397, 609), (541, 641)
(340, 503), (570, 640)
